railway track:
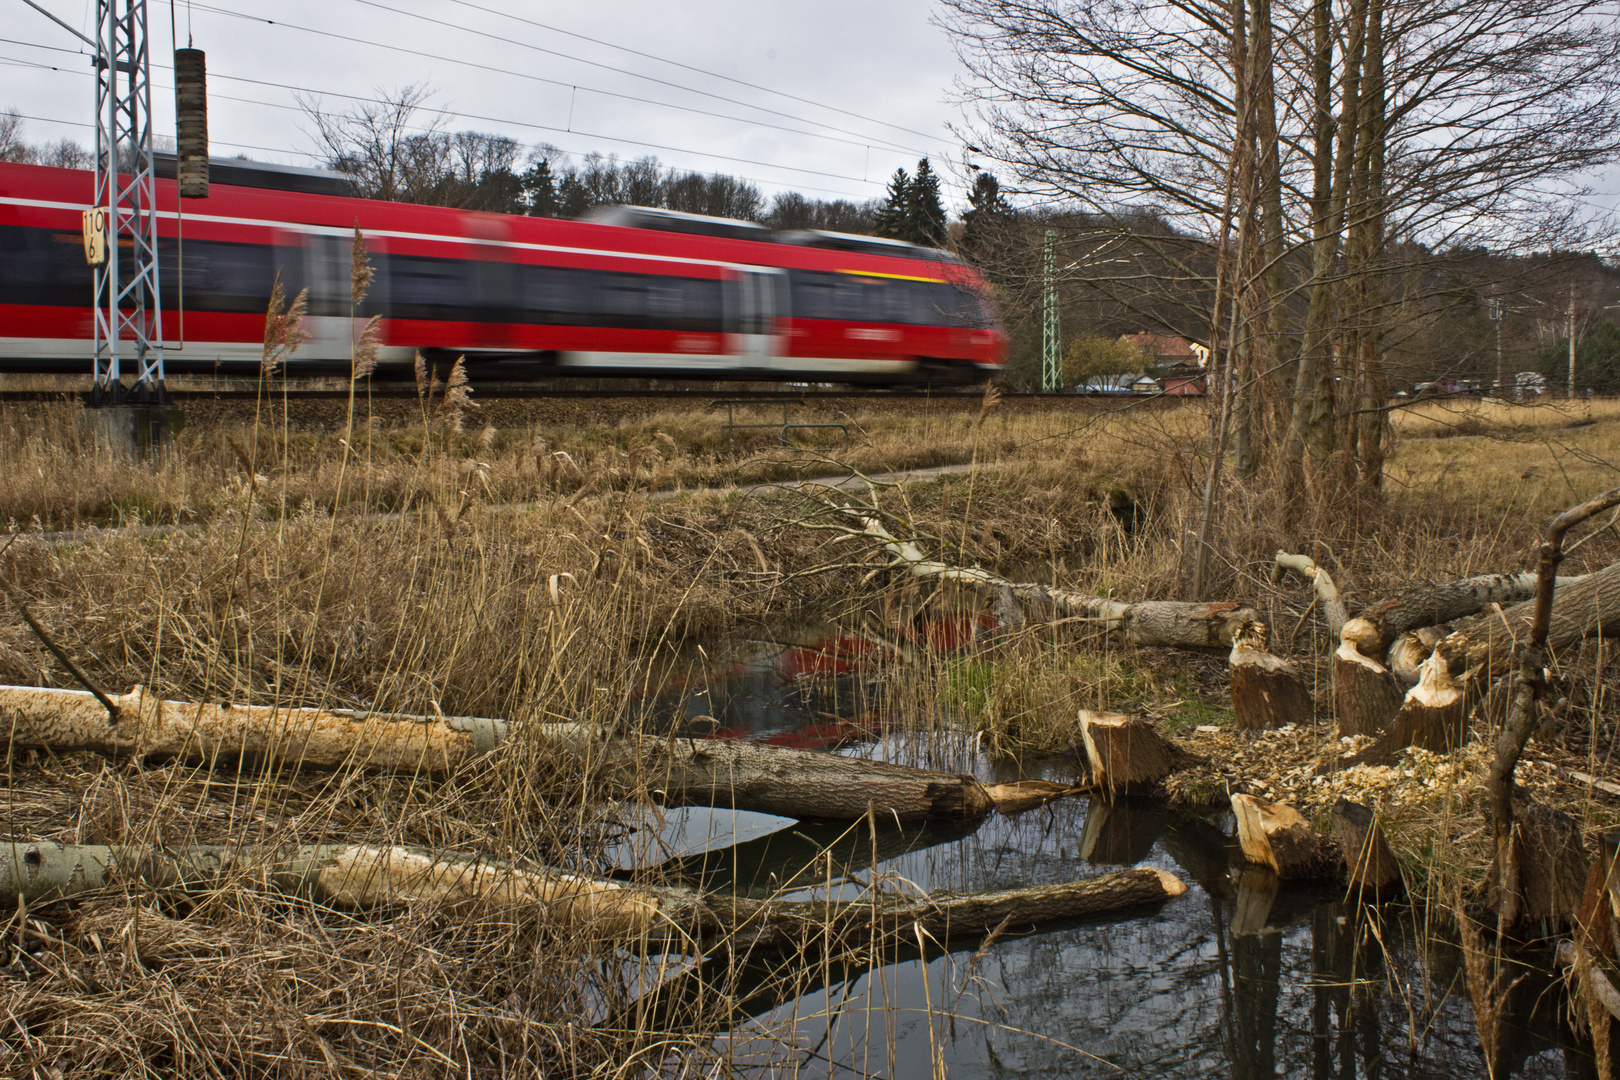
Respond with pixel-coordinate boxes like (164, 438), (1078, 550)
(0, 386), (1160, 404)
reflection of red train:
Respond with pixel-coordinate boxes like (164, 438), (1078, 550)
(0, 160), (1007, 383)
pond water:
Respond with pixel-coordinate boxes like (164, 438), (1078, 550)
(611, 626), (1594, 1079)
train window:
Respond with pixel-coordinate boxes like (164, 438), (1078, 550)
(516, 265), (589, 323)
(387, 254), (473, 320)
(163, 239), (280, 314)
(788, 270), (863, 321)
(0, 225), (90, 307)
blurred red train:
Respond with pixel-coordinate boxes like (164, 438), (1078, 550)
(0, 159), (1007, 383)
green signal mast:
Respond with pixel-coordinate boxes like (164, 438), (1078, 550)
(1042, 229), (1061, 392)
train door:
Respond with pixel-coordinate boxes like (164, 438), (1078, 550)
(272, 229), (352, 363)
(727, 268), (788, 370)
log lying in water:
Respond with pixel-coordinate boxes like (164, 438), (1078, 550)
(0, 839), (1186, 950)
(847, 515), (1260, 649)
(1228, 621), (1314, 730)
(1231, 793), (1339, 882)
(0, 685), (1074, 823)
(1435, 559), (1620, 677)
(622, 735), (1080, 823)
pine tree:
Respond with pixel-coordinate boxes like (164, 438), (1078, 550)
(873, 167), (911, 240)
(909, 158), (947, 247)
(556, 174), (590, 218)
(522, 159), (558, 216)
(961, 171), (1014, 266)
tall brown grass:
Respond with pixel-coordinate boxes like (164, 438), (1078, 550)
(4, 374), (1620, 1074)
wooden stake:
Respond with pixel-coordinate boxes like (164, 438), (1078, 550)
(1228, 621), (1314, 730)
(1231, 793), (1338, 881)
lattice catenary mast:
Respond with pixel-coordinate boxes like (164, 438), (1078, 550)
(90, 0), (166, 404)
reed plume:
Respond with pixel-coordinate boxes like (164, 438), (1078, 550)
(259, 272), (308, 377)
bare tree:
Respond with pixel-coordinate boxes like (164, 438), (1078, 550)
(940, 0), (1620, 500)
(0, 109), (28, 163)
(301, 83), (453, 203)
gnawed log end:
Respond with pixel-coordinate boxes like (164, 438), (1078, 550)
(1230, 622), (1314, 731)
(1231, 793), (1339, 881)
(1079, 710), (1190, 794)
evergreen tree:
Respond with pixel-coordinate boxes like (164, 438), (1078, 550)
(522, 159), (558, 216)
(557, 174), (590, 218)
(873, 167), (911, 240)
(909, 158), (947, 247)
(960, 171), (1014, 267)
(962, 172), (1011, 232)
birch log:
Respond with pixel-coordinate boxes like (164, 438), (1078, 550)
(1436, 559), (1620, 676)
(0, 685), (1072, 823)
(851, 516), (1259, 649)
(0, 839), (1186, 948)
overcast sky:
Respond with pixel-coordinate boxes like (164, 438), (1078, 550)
(5, 0), (983, 209)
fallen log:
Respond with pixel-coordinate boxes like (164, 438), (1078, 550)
(1438, 558), (1620, 677)
(0, 683), (503, 769)
(1330, 799), (1402, 896)
(0, 839), (1186, 950)
(1352, 573), (1575, 657)
(1231, 793), (1339, 881)
(0, 684), (1073, 824)
(1228, 621), (1314, 730)
(1273, 551), (1347, 639)
(844, 515), (1261, 649)
(1079, 710), (1190, 794)
(1333, 629), (1405, 739)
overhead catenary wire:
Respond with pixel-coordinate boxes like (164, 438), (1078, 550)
(0, 44), (886, 199)
(437, 0), (943, 147)
(181, 1), (929, 165)
(336, 0), (927, 158)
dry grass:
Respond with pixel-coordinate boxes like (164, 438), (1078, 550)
(3, 383), (1620, 1075)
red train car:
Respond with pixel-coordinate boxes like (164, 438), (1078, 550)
(0, 160), (1007, 383)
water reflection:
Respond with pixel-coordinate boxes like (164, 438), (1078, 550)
(625, 622), (1593, 1078)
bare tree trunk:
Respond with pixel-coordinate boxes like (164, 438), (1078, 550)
(1285, 0), (1369, 473)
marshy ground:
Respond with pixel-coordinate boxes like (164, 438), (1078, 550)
(2, 386), (1619, 1076)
